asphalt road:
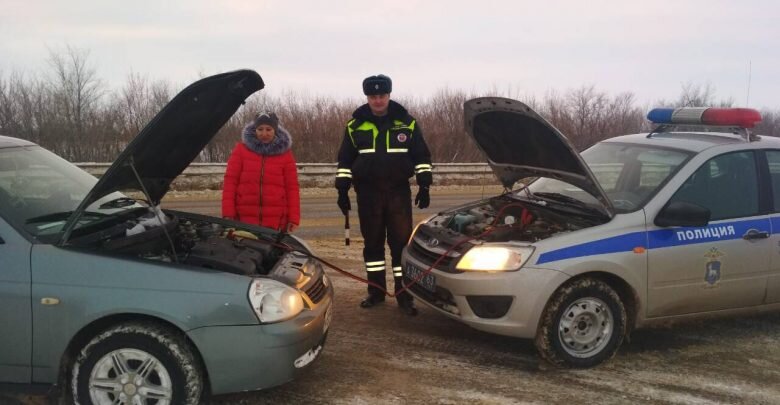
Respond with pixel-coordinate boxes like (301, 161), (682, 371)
(5, 187), (780, 404)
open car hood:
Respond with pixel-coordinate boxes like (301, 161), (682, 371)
(61, 70), (264, 244)
(463, 97), (615, 217)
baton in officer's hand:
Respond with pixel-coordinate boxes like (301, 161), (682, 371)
(344, 212), (350, 246)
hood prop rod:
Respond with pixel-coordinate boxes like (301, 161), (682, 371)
(128, 157), (179, 263)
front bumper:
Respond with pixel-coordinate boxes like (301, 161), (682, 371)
(402, 249), (568, 338)
(187, 285), (334, 395)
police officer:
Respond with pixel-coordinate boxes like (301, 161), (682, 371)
(335, 74), (433, 316)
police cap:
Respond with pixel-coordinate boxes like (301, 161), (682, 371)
(362, 74), (392, 95)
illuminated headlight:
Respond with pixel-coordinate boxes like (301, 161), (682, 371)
(249, 279), (304, 323)
(455, 246), (534, 272)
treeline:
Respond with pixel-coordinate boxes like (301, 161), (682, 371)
(1, 46), (779, 163)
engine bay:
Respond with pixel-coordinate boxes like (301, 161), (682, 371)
(71, 207), (299, 277)
(422, 194), (603, 243)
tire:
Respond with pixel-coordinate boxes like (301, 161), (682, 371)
(535, 277), (626, 368)
(71, 322), (203, 405)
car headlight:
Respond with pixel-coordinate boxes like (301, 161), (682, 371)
(455, 245), (534, 272)
(248, 279), (304, 323)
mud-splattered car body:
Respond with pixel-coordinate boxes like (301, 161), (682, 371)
(402, 98), (776, 367)
(0, 70), (332, 403)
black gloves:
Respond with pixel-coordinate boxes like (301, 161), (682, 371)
(335, 176), (351, 191)
(337, 189), (351, 215)
(415, 186), (430, 209)
(415, 172), (432, 189)
(415, 169), (432, 209)
(335, 175), (352, 215)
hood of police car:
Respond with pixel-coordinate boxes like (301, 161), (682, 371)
(464, 97), (615, 215)
(77, 70), (264, 209)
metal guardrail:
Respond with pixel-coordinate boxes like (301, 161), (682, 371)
(76, 163), (499, 189)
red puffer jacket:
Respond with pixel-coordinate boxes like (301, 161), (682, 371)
(222, 125), (300, 230)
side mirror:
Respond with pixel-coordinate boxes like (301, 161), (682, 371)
(655, 201), (711, 228)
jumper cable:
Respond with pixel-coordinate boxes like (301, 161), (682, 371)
(233, 204), (532, 298)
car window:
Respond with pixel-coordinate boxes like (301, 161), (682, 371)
(0, 146), (136, 239)
(529, 143), (691, 213)
(668, 151), (759, 221)
(0, 146), (94, 229)
(765, 151), (780, 211)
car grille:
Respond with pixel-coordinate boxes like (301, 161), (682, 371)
(410, 240), (455, 268)
(409, 233), (470, 274)
(305, 275), (327, 304)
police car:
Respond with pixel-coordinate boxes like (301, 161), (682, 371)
(401, 97), (778, 367)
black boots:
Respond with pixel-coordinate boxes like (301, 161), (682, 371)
(397, 299), (418, 316)
(360, 294), (385, 308)
(360, 294), (417, 316)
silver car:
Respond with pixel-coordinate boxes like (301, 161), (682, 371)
(402, 98), (775, 367)
(0, 70), (333, 403)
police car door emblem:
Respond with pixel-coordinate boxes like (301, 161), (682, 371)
(397, 133), (408, 142)
(704, 248), (724, 286)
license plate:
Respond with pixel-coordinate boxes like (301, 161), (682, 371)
(404, 263), (436, 293)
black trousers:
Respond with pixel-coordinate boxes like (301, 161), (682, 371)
(355, 184), (413, 302)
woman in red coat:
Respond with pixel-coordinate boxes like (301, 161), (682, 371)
(222, 112), (300, 232)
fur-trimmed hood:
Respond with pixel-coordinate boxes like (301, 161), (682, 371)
(241, 122), (293, 156)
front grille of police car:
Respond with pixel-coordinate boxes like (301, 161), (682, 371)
(304, 275), (327, 304)
(410, 237), (466, 273)
(410, 241), (449, 267)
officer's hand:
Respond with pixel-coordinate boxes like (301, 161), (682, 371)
(415, 187), (430, 209)
(337, 189), (351, 215)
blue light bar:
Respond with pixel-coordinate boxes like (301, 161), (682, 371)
(647, 107), (762, 128)
(647, 108), (674, 124)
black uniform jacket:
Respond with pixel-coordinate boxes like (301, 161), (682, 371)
(336, 100), (432, 190)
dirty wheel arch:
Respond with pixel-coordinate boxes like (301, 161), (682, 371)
(70, 321), (203, 405)
(535, 277), (626, 368)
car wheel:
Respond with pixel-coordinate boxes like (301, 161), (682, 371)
(535, 277), (626, 368)
(71, 322), (203, 405)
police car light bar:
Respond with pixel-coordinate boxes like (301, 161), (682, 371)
(647, 107), (762, 129)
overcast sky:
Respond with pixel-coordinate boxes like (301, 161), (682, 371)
(2, 0), (779, 108)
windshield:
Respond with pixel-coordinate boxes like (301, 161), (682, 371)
(527, 142), (692, 213)
(0, 145), (138, 238)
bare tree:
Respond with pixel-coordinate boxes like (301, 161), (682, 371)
(756, 109), (780, 138)
(46, 45), (105, 160)
(655, 82), (735, 108)
(3, 48), (780, 163)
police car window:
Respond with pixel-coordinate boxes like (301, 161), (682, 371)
(765, 151), (780, 211)
(529, 143), (690, 213)
(590, 163), (622, 191)
(669, 151), (758, 221)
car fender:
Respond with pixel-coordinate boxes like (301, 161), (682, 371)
(30, 244), (257, 383)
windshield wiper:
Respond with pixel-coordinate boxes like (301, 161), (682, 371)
(533, 192), (587, 205)
(25, 211), (107, 224)
(532, 192), (607, 217)
(99, 197), (141, 209)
